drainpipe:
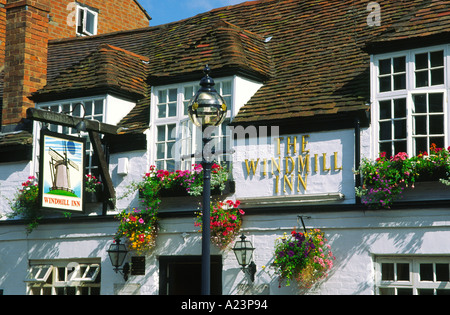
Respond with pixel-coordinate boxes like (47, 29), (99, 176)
(355, 117), (361, 205)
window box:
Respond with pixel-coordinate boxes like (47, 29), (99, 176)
(155, 181), (235, 214)
(398, 181), (450, 202)
(85, 190), (103, 203)
(140, 180), (235, 198)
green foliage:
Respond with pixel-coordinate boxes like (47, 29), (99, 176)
(7, 176), (41, 234)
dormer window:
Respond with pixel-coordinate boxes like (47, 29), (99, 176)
(151, 79), (233, 171)
(77, 4), (98, 36)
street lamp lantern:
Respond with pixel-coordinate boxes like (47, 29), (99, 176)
(188, 65), (227, 128)
(188, 65), (227, 295)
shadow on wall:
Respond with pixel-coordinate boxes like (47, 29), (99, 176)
(325, 215), (432, 295)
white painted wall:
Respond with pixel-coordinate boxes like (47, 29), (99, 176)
(104, 95), (136, 126)
(231, 76), (263, 119)
(2, 206), (450, 295)
(0, 161), (32, 217)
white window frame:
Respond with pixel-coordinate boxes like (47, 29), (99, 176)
(375, 256), (450, 295)
(370, 44), (450, 159)
(76, 4), (98, 36)
(150, 78), (234, 171)
(26, 260), (101, 295)
(25, 265), (53, 283)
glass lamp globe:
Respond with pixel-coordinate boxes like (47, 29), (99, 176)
(233, 234), (255, 268)
(107, 239), (128, 270)
(188, 65), (227, 128)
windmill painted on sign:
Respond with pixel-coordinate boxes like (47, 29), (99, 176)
(48, 141), (80, 196)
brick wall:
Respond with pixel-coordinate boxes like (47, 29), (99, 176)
(2, 0), (50, 126)
(0, 0), (6, 67)
(47, 0), (150, 40)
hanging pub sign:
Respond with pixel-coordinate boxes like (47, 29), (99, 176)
(39, 129), (86, 213)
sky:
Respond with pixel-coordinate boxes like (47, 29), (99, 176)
(139, 0), (247, 26)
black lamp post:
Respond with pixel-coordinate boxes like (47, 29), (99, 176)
(233, 234), (257, 282)
(188, 65), (227, 295)
(107, 239), (130, 281)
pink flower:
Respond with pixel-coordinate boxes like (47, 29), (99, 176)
(391, 152), (408, 161)
(139, 218), (144, 224)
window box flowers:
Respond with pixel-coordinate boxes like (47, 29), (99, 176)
(85, 174), (103, 203)
(195, 199), (245, 250)
(139, 163), (229, 199)
(265, 229), (335, 290)
(85, 174), (102, 193)
(356, 144), (450, 209)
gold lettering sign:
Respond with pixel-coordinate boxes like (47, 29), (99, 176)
(244, 134), (343, 193)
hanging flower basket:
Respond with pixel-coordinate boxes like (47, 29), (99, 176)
(195, 199), (245, 250)
(265, 229), (335, 290)
(115, 208), (158, 254)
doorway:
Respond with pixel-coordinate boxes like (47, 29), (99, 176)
(159, 256), (222, 295)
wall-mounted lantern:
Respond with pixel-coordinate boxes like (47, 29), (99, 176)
(107, 239), (130, 281)
(233, 234), (257, 282)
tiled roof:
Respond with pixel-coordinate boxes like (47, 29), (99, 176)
(24, 0), (450, 130)
(366, 1), (450, 53)
(0, 130), (32, 147)
(146, 19), (273, 82)
(31, 44), (149, 102)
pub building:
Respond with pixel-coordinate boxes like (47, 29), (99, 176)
(1, 0), (450, 295)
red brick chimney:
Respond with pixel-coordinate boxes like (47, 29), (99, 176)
(2, 0), (49, 129)
(0, 0), (6, 67)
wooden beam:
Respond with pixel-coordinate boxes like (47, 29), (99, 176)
(89, 131), (116, 210)
(26, 108), (122, 135)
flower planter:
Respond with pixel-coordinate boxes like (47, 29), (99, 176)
(397, 181), (450, 202)
(356, 147), (450, 209)
(157, 181), (235, 213)
(85, 190), (103, 203)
